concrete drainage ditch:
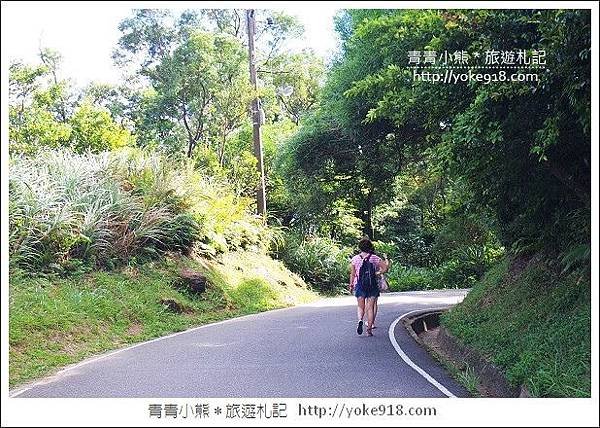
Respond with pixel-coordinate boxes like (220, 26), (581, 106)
(402, 310), (530, 398)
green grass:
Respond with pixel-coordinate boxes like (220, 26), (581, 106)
(441, 256), (591, 397)
(455, 366), (481, 397)
(9, 251), (317, 388)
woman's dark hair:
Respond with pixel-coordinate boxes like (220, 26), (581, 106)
(358, 238), (375, 253)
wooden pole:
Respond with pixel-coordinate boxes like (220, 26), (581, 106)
(246, 9), (267, 217)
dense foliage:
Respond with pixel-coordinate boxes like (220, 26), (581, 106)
(8, 9), (591, 294)
(8, 9), (326, 289)
(276, 9), (590, 290)
(7, 8), (592, 397)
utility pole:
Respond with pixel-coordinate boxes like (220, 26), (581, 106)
(246, 9), (267, 217)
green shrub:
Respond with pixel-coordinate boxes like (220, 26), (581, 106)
(371, 240), (398, 259)
(277, 233), (351, 294)
(387, 257), (485, 291)
(430, 259), (480, 289)
(387, 265), (435, 291)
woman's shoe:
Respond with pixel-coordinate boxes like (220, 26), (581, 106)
(357, 320), (364, 335)
(367, 327), (373, 337)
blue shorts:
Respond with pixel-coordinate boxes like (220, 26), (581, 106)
(354, 284), (380, 299)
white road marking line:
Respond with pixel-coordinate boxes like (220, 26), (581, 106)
(388, 307), (457, 398)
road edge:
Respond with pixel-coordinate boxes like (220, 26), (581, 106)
(9, 303), (306, 398)
(388, 307), (457, 398)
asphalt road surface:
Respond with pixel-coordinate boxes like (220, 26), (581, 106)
(12, 289), (470, 398)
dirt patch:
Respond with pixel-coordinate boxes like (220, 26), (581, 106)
(508, 255), (532, 277)
(9, 341), (28, 354)
(177, 268), (208, 295)
(127, 323), (143, 336)
(47, 325), (103, 357)
(122, 265), (140, 278)
(478, 293), (496, 308)
(159, 297), (194, 314)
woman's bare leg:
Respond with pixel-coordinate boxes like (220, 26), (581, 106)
(357, 297), (365, 321)
(356, 296), (365, 334)
(372, 297), (378, 328)
(366, 297), (376, 335)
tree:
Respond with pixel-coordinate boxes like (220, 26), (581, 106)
(69, 100), (135, 153)
(9, 105), (72, 155)
(38, 48), (71, 123)
(9, 60), (72, 155)
(9, 61), (47, 112)
(114, 8), (304, 78)
(9, 49), (135, 156)
(198, 9), (245, 38)
(276, 14), (403, 238)
(113, 8), (311, 168)
(344, 9), (590, 253)
(262, 50), (324, 125)
(151, 32), (250, 158)
(285, 8), (590, 260)
(112, 9), (179, 79)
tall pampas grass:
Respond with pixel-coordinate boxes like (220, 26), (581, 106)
(9, 148), (274, 271)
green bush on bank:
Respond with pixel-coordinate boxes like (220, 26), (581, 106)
(380, 235), (503, 291)
(386, 260), (482, 292)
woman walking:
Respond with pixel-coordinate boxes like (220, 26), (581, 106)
(349, 238), (388, 336)
(371, 253), (390, 330)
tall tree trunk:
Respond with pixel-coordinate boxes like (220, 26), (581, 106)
(366, 187), (375, 240)
(39, 48), (67, 123)
(186, 138), (194, 158)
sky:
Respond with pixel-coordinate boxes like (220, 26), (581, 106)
(2, 2), (340, 87)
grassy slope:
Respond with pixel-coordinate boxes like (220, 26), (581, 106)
(441, 256), (591, 397)
(9, 252), (317, 388)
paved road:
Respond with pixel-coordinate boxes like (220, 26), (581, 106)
(12, 289), (469, 398)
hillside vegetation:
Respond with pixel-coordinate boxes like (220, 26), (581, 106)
(9, 149), (316, 387)
(276, 10), (590, 397)
(442, 256), (590, 397)
(10, 253), (315, 387)
(8, 9), (591, 397)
